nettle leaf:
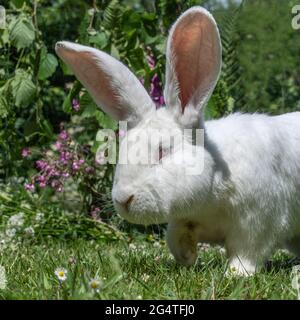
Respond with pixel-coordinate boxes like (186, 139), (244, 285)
(11, 69), (36, 107)
(95, 111), (117, 130)
(0, 95), (8, 118)
(38, 49), (58, 80)
(9, 15), (35, 50)
(89, 33), (109, 49)
(80, 92), (117, 129)
(80, 92), (98, 118)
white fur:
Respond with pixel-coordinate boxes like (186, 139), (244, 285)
(56, 6), (300, 276)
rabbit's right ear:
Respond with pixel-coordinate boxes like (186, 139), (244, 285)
(55, 42), (155, 128)
(164, 7), (222, 128)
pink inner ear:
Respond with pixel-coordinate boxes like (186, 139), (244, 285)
(58, 50), (125, 120)
(171, 12), (220, 112)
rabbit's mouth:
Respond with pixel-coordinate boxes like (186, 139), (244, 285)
(113, 194), (168, 226)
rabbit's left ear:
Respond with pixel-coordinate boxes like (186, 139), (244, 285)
(55, 42), (155, 128)
(164, 7), (222, 128)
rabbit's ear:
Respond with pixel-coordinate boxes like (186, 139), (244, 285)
(55, 42), (155, 127)
(164, 7), (222, 127)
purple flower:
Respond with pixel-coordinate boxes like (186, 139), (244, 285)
(72, 162), (80, 171)
(91, 207), (101, 219)
(150, 74), (165, 107)
(72, 159), (84, 171)
(39, 181), (46, 188)
(37, 175), (46, 182)
(60, 151), (72, 164)
(72, 99), (80, 112)
(25, 183), (35, 191)
(55, 141), (62, 150)
(59, 130), (69, 141)
(21, 148), (30, 158)
(85, 166), (95, 174)
(62, 172), (70, 178)
(147, 54), (155, 70)
(36, 160), (47, 170)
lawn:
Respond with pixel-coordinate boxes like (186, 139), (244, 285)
(0, 237), (297, 300)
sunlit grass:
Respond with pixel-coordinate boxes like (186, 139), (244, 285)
(0, 238), (297, 300)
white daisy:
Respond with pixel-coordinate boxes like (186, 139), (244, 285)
(89, 278), (103, 292)
(5, 228), (16, 238)
(129, 243), (137, 251)
(24, 227), (35, 236)
(35, 213), (44, 222)
(54, 268), (68, 282)
(8, 212), (24, 228)
(141, 273), (150, 282)
(153, 241), (161, 248)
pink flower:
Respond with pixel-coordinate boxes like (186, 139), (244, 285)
(59, 130), (69, 141)
(21, 148), (30, 158)
(150, 74), (165, 107)
(72, 99), (80, 112)
(62, 172), (70, 178)
(72, 162), (80, 171)
(147, 54), (155, 70)
(55, 141), (62, 150)
(36, 160), (47, 170)
(25, 183), (35, 191)
(39, 181), (46, 188)
(91, 207), (101, 219)
(85, 166), (95, 174)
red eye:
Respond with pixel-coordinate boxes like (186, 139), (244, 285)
(158, 145), (163, 161)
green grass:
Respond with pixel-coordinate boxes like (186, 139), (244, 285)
(0, 237), (298, 300)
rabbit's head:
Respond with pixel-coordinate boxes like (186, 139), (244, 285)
(55, 6), (222, 225)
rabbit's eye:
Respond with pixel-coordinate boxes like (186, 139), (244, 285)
(158, 145), (163, 161)
(158, 144), (171, 162)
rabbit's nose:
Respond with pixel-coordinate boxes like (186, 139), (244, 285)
(117, 195), (134, 211)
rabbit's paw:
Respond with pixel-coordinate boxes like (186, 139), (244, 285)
(167, 221), (198, 267)
(173, 248), (197, 267)
(226, 256), (256, 277)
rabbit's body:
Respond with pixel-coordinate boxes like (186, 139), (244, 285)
(56, 6), (300, 275)
(167, 112), (300, 273)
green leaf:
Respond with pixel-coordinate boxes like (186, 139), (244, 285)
(11, 69), (36, 107)
(62, 81), (82, 114)
(0, 95), (8, 118)
(59, 60), (73, 76)
(38, 50), (58, 80)
(80, 93), (98, 118)
(0, 29), (9, 47)
(43, 273), (52, 290)
(9, 15), (35, 50)
(95, 111), (117, 130)
(80, 92), (117, 129)
(89, 33), (109, 49)
(110, 44), (120, 60)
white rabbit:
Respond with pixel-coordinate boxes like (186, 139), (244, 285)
(56, 6), (300, 276)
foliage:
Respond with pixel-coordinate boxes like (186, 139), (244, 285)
(0, 182), (124, 242)
(1, 0), (300, 239)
